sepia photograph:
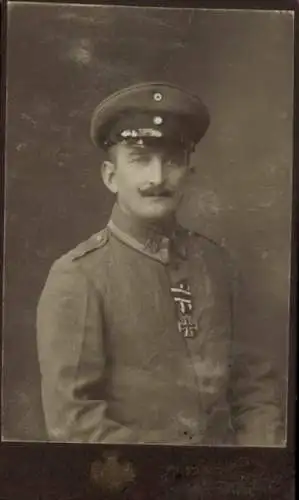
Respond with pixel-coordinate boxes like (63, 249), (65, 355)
(1, 2), (294, 447)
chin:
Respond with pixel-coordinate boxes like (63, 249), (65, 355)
(140, 202), (176, 221)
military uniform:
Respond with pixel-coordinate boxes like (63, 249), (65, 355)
(37, 83), (283, 445)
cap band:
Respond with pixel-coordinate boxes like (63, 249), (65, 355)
(100, 110), (197, 150)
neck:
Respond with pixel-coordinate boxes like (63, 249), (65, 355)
(110, 203), (177, 243)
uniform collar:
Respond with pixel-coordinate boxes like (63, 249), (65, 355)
(108, 203), (187, 264)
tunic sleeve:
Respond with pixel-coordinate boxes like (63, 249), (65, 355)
(36, 259), (136, 443)
(229, 345), (285, 446)
(227, 259), (285, 446)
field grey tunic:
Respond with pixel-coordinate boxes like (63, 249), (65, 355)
(37, 203), (283, 445)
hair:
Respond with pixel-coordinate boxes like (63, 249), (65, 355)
(104, 144), (118, 164)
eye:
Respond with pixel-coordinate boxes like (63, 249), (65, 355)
(164, 151), (188, 166)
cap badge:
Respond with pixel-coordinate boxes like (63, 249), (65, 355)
(153, 92), (163, 102)
(120, 129), (138, 138)
(153, 116), (163, 125)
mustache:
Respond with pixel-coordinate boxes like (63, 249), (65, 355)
(139, 185), (174, 197)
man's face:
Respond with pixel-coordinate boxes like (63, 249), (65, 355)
(102, 141), (192, 222)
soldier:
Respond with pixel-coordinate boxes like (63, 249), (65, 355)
(37, 82), (283, 445)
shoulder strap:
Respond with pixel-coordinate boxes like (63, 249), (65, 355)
(71, 228), (109, 261)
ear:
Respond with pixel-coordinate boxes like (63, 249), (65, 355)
(101, 160), (118, 194)
(186, 150), (195, 174)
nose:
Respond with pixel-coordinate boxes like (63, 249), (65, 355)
(148, 155), (165, 185)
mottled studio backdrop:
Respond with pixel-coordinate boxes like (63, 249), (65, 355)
(2, 4), (293, 440)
